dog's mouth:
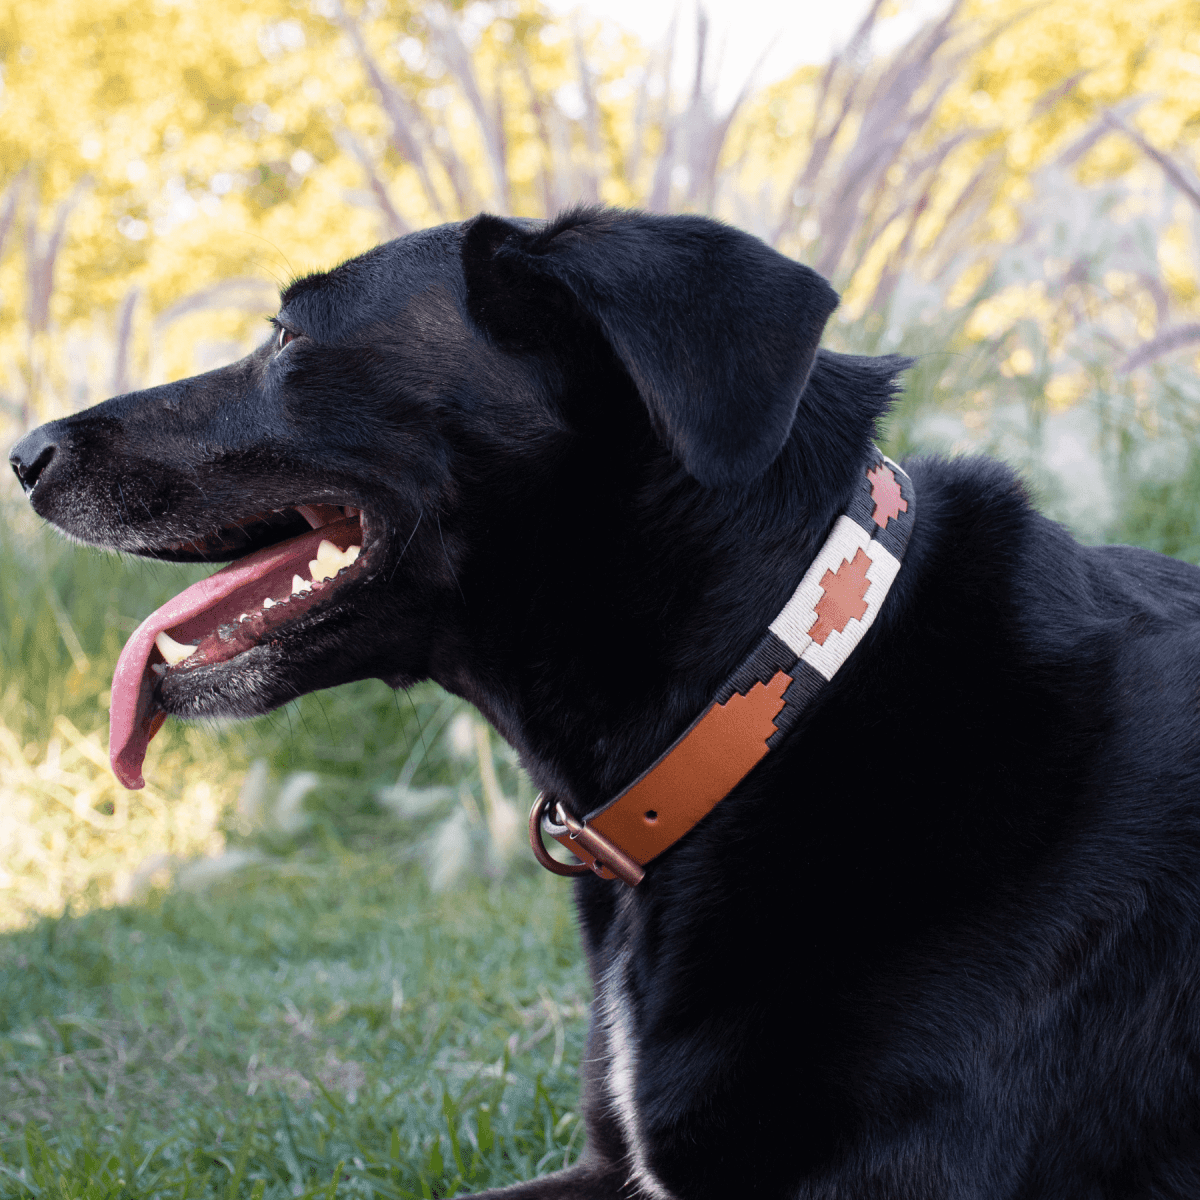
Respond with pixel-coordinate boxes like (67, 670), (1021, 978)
(110, 503), (371, 789)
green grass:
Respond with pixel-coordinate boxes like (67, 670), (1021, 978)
(0, 856), (589, 1198)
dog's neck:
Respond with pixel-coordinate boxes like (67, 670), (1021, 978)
(439, 351), (906, 819)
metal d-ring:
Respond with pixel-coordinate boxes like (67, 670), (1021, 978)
(528, 792), (646, 887)
(528, 792), (589, 877)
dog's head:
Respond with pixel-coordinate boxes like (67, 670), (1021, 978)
(10, 208), (894, 791)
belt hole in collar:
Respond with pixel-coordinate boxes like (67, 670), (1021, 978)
(644, 810), (658, 823)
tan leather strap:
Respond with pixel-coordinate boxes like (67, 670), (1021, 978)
(548, 671), (790, 878)
(534, 450), (915, 884)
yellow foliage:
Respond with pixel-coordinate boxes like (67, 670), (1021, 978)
(0, 713), (232, 929)
(0, 0), (612, 414)
(2, 0), (1196, 420)
(736, 0), (1199, 313)
(1044, 370), (1089, 410)
(946, 257), (993, 310)
(957, 0), (1199, 160)
(840, 214), (908, 320)
(966, 281), (1055, 340)
(1161, 218), (1198, 304)
(1000, 345), (1035, 377)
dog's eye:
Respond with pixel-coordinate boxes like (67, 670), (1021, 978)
(277, 326), (296, 352)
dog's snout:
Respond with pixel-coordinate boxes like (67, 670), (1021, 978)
(9, 427), (60, 494)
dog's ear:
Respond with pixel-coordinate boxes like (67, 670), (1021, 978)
(462, 209), (840, 488)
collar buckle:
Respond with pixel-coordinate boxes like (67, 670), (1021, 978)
(528, 792), (646, 887)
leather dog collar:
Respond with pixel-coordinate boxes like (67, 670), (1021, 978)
(529, 449), (916, 886)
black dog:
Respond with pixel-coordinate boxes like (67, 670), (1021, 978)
(12, 208), (1200, 1198)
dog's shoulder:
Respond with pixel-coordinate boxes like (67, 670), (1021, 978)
(1084, 540), (1200, 624)
(902, 452), (1200, 637)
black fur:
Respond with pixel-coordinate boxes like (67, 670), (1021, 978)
(11, 208), (1200, 1198)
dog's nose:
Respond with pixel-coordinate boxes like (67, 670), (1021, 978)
(9, 426), (59, 493)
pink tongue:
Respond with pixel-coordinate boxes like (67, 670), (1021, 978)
(110, 518), (360, 789)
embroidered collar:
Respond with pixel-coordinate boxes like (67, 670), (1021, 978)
(529, 448), (916, 886)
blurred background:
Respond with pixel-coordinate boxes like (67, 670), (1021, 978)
(1, 0), (1198, 1192)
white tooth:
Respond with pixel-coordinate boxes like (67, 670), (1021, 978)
(292, 574), (311, 595)
(239, 613), (250, 622)
(263, 597), (275, 609)
(309, 540), (361, 582)
(155, 631), (198, 666)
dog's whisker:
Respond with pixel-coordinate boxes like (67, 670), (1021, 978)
(388, 509), (423, 583)
(436, 512), (465, 607)
(114, 481), (131, 528)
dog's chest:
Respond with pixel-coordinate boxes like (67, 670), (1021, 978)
(597, 899), (676, 1200)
